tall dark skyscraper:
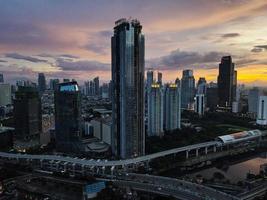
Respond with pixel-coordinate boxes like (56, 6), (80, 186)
(181, 70), (195, 109)
(54, 82), (82, 153)
(217, 56), (236, 107)
(0, 73), (4, 83)
(14, 86), (41, 141)
(93, 77), (100, 96)
(38, 73), (46, 93)
(157, 72), (162, 85)
(146, 69), (153, 88)
(111, 18), (145, 159)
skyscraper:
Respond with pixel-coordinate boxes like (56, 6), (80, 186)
(256, 96), (267, 125)
(0, 84), (11, 106)
(111, 18), (145, 158)
(93, 76), (100, 96)
(54, 82), (82, 152)
(38, 73), (46, 93)
(0, 74), (4, 83)
(196, 77), (207, 95)
(14, 86), (41, 141)
(157, 72), (162, 85)
(195, 94), (205, 116)
(49, 79), (60, 91)
(217, 56), (236, 107)
(248, 87), (261, 116)
(164, 83), (181, 131)
(146, 70), (154, 89)
(181, 70), (195, 109)
(147, 83), (163, 137)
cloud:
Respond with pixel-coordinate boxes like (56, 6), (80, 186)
(251, 47), (263, 53)
(5, 53), (48, 63)
(0, 59), (7, 63)
(148, 49), (229, 70)
(221, 33), (240, 38)
(255, 45), (267, 50)
(60, 54), (80, 59)
(56, 58), (110, 71)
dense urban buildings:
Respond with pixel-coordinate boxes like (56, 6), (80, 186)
(217, 56), (237, 107)
(111, 18), (145, 158)
(49, 79), (60, 91)
(54, 81), (83, 153)
(14, 86), (41, 141)
(147, 83), (164, 137)
(164, 83), (181, 131)
(181, 69), (195, 110)
(146, 69), (154, 89)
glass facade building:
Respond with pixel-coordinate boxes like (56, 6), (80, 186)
(111, 18), (145, 159)
(164, 84), (181, 131)
(54, 81), (82, 153)
(147, 83), (164, 137)
(181, 70), (195, 109)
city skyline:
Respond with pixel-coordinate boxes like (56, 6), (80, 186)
(0, 0), (267, 86)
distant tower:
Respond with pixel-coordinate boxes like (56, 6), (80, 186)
(217, 56), (236, 107)
(0, 84), (11, 106)
(256, 96), (267, 125)
(157, 72), (162, 85)
(112, 18), (145, 158)
(14, 86), (41, 141)
(147, 83), (164, 137)
(0, 73), (4, 83)
(38, 73), (46, 93)
(93, 76), (100, 96)
(49, 79), (60, 91)
(164, 83), (181, 131)
(181, 70), (195, 109)
(197, 77), (207, 95)
(248, 87), (261, 117)
(195, 94), (205, 116)
(54, 82), (82, 152)
(146, 70), (154, 88)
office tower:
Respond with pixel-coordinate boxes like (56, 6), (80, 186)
(49, 79), (60, 91)
(111, 18), (145, 158)
(164, 83), (181, 131)
(147, 83), (163, 137)
(256, 96), (267, 125)
(181, 70), (195, 109)
(197, 77), (207, 95)
(54, 82), (82, 152)
(0, 84), (11, 106)
(0, 74), (4, 83)
(175, 78), (180, 87)
(195, 94), (205, 116)
(38, 73), (46, 93)
(248, 87), (261, 116)
(14, 86), (41, 140)
(206, 83), (218, 110)
(146, 69), (154, 88)
(101, 83), (109, 99)
(93, 77), (100, 96)
(157, 72), (162, 85)
(217, 56), (236, 107)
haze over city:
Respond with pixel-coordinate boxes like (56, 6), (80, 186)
(0, 0), (267, 85)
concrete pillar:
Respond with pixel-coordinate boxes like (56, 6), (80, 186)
(186, 150), (189, 159)
(205, 147), (208, 155)
(196, 149), (199, 157)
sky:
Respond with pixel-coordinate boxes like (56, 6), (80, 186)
(0, 0), (267, 86)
